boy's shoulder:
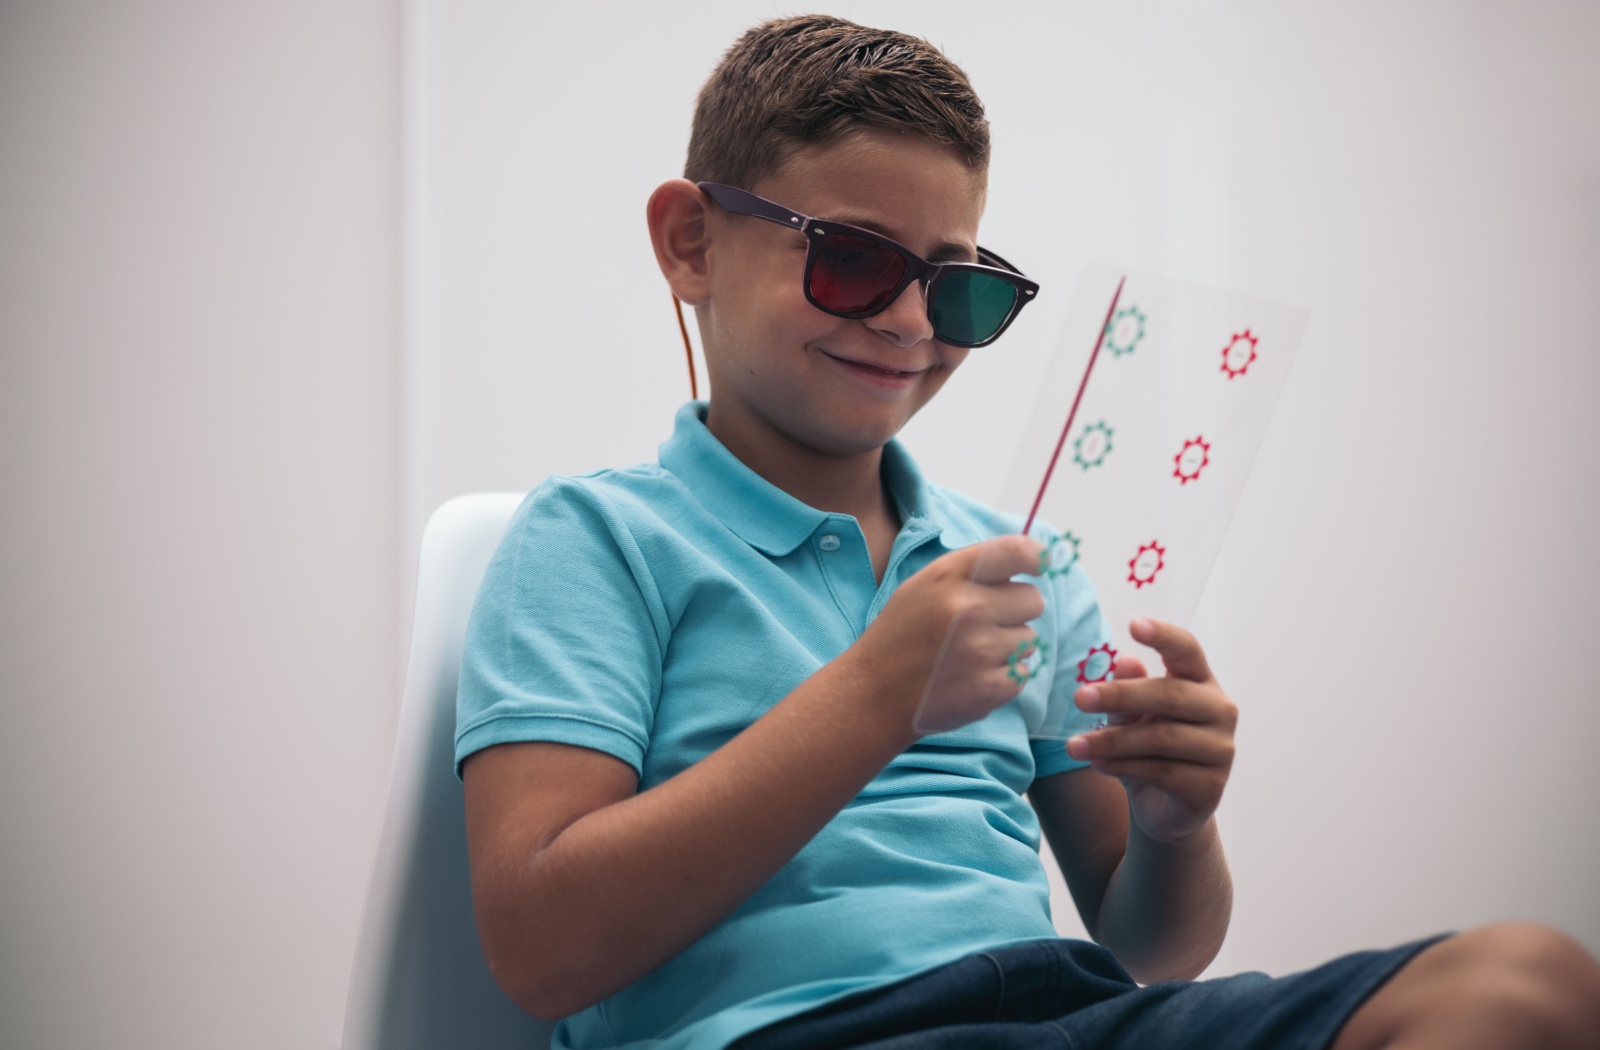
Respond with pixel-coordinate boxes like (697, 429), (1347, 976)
(517, 460), (686, 524)
(508, 452), (759, 573)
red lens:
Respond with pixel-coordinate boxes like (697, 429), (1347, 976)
(809, 232), (909, 315)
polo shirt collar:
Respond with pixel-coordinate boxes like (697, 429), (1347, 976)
(659, 402), (947, 557)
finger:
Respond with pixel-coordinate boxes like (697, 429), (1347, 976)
(1098, 652), (1149, 730)
(1128, 618), (1213, 683)
(1067, 720), (1234, 768)
(974, 631), (1046, 705)
(1087, 757), (1227, 800)
(1076, 677), (1236, 728)
(995, 625), (1042, 665)
(949, 625), (1041, 674)
(960, 535), (1049, 584)
(1110, 654), (1149, 680)
(982, 580), (1046, 627)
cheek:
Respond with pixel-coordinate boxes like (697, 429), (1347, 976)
(720, 248), (812, 327)
(770, 248), (818, 315)
(911, 346), (971, 403)
(711, 231), (796, 295)
(912, 350), (967, 403)
(707, 260), (785, 346)
(938, 345), (973, 373)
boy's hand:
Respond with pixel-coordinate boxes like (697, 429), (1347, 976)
(857, 535), (1047, 739)
(1066, 619), (1237, 843)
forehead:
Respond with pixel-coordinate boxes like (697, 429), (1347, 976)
(749, 130), (987, 258)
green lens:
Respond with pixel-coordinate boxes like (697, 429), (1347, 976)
(930, 271), (1018, 346)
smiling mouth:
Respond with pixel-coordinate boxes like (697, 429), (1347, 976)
(823, 351), (926, 377)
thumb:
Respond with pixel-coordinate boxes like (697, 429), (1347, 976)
(955, 534), (1048, 585)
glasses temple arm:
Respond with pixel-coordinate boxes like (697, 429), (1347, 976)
(696, 182), (811, 232)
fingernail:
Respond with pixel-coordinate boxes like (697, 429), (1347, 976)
(1066, 735), (1089, 759)
(1077, 686), (1099, 709)
(1130, 618), (1151, 636)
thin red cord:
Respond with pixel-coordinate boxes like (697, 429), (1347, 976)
(1022, 276), (1125, 536)
(673, 294), (699, 401)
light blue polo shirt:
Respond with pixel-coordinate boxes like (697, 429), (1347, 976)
(456, 402), (1109, 1050)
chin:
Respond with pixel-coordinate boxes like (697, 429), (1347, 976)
(802, 412), (907, 458)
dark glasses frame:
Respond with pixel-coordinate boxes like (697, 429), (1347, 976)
(697, 181), (1040, 349)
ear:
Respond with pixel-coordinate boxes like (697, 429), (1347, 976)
(646, 179), (713, 307)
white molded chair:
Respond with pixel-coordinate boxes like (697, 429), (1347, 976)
(342, 493), (555, 1050)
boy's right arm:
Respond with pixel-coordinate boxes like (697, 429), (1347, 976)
(462, 534), (1045, 1021)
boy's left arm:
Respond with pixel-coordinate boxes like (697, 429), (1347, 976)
(1028, 618), (1237, 984)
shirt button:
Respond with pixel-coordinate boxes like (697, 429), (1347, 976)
(818, 534), (841, 552)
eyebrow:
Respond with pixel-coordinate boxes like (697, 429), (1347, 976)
(820, 212), (978, 262)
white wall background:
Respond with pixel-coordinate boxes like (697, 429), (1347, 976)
(1, 2), (1596, 1049)
(0, 2), (400, 1049)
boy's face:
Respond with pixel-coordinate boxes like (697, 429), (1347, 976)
(700, 130), (986, 461)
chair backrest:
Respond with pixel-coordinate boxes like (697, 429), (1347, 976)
(342, 493), (554, 1050)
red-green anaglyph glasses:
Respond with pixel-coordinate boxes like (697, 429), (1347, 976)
(698, 182), (1040, 349)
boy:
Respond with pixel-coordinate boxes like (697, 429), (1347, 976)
(456, 15), (1600, 1050)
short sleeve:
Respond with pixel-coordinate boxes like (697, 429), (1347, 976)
(454, 477), (668, 779)
(1029, 531), (1113, 781)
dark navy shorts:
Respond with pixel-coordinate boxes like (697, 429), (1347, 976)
(731, 934), (1451, 1050)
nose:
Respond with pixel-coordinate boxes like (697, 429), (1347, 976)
(865, 278), (935, 348)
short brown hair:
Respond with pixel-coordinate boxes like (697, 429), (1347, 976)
(684, 15), (989, 190)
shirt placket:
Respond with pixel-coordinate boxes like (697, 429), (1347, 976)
(811, 517), (876, 636)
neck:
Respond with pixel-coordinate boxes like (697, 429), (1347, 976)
(704, 403), (897, 527)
